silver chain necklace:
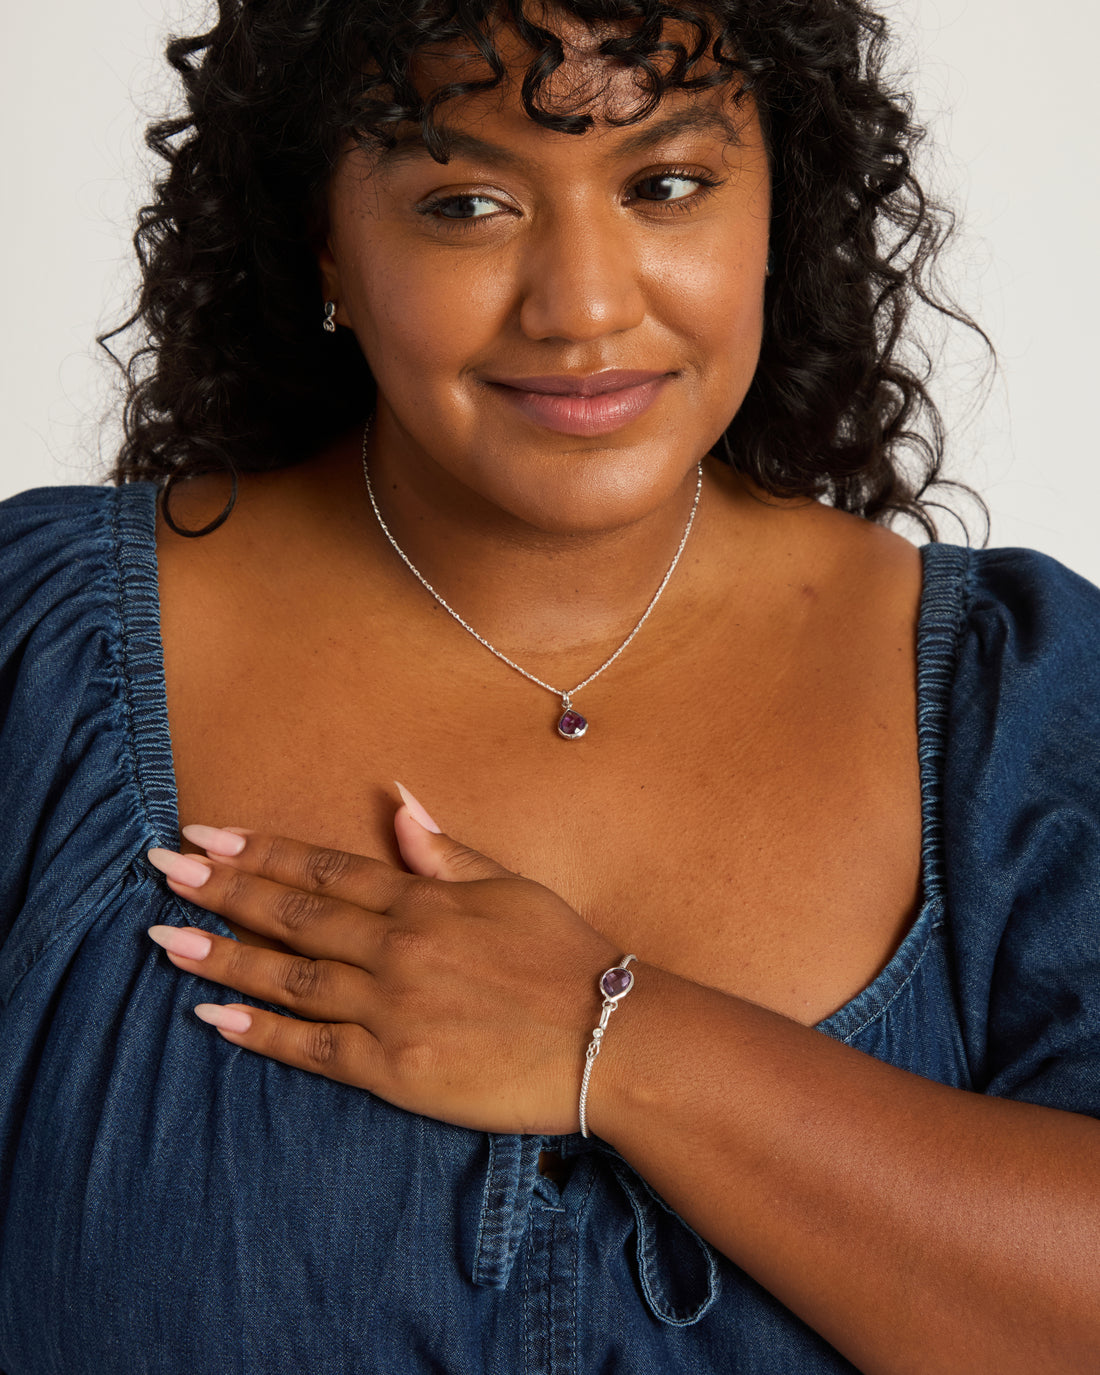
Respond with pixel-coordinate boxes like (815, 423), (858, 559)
(360, 416), (703, 740)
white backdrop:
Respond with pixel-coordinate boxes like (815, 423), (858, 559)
(3, 0), (1098, 581)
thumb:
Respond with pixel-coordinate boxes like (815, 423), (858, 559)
(393, 782), (513, 881)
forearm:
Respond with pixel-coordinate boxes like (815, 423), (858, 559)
(591, 962), (1100, 1375)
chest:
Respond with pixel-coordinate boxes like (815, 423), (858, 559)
(161, 573), (924, 1027)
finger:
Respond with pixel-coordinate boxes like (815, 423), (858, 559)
(393, 782), (514, 882)
(148, 848), (383, 963)
(178, 826), (411, 910)
(148, 923), (376, 1022)
(192, 1002), (383, 1094)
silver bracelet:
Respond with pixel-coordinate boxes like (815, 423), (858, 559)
(579, 955), (637, 1139)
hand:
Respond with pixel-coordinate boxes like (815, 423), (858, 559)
(146, 787), (621, 1135)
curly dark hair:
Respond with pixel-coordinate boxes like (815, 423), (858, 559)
(102, 0), (988, 539)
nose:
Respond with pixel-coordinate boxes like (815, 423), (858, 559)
(517, 208), (647, 342)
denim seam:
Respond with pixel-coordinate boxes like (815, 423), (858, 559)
(547, 1215), (558, 1374)
(112, 484), (180, 847)
(960, 544), (979, 625)
(914, 542), (972, 907)
(953, 549), (986, 1091)
(840, 916), (946, 1043)
(474, 1135), (541, 1290)
(542, 1213), (552, 1371)
(571, 1164), (597, 1370)
(576, 1159), (599, 1219)
(816, 543), (969, 1039)
(110, 489), (160, 845)
(523, 1218), (532, 1375)
(570, 1199), (579, 1372)
(609, 1156), (719, 1326)
(473, 1139), (495, 1281)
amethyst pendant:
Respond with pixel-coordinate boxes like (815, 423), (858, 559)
(557, 706), (588, 740)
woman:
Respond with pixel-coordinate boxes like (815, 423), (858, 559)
(1, 1), (1098, 1371)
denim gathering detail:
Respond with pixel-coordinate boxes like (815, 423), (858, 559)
(1, 484), (1099, 1374)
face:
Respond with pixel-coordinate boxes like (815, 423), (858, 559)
(320, 7), (771, 535)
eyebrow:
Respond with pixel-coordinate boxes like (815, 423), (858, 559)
(373, 105), (743, 173)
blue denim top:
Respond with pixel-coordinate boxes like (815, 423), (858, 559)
(2, 484), (1099, 1374)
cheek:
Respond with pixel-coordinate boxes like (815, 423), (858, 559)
(665, 173), (771, 388)
(642, 236), (767, 407)
(339, 233), (510, 392)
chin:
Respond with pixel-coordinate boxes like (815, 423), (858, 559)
(471, 439), (697, 536)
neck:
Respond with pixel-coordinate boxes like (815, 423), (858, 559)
(352, 422), (714, 664)
(270, 416), (786, 708)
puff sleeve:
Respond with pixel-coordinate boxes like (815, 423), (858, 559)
(942, 547), (1100, 1115)
(0, 484), (172, 980)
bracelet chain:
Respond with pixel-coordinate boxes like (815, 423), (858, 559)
(578, 955), (637, 1139)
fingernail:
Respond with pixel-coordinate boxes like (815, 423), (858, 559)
(194, 1004), (252, 1033)
(181, 824), (247, 857)
(148, 924), (212, 960)
(394, 781), (441, 833)
(147, 848), (213, 887)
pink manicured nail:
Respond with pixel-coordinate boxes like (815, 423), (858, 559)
(181, 824), (247, 857)
(148, 925), (212, 960)
(395, 781), (441, 833)
(194, 1004), (252, 1033)
(147, 848), (213, 887)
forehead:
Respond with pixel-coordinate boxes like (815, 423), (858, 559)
(374, 103), (748, 177)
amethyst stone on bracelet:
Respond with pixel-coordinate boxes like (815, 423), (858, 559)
(600, 965), (634, 1000)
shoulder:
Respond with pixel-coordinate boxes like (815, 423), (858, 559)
(1, 476), (158, 585)
(1, 485), (116, 643)
(0, 478), (161, 685)
(939, 544), (1100, 753)
(1, 482), (113, 547)
(0, 480), (127, 531)
(936, 542), (1100, 908)
(962, 542), (1100, 643)
(929, 544), (1100, 1111)
(0, 483), (168, 941)
(0, 482), (157, 595)
(929, 542), (1100, 866)
(0, 484), (162, 681)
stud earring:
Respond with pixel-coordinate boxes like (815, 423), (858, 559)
(322, 300), (337, 333)
(765, 250), (775, 278)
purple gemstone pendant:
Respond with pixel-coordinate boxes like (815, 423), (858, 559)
(600, 966), (634, 1000)
(557, 706), (589, 740)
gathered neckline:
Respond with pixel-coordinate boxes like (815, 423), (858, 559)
(110, 480), (971, 1038)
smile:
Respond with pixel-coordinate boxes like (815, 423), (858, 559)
(487, 375), (672, 437)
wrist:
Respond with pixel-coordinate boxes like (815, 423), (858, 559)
(578, 958), (676, 1147)
(578, 955), (638, 1138)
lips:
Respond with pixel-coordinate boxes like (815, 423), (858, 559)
(485, 369), (670, 397)
(486, 372), (672, 437)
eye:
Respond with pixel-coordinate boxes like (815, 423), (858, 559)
(415, 166), (722, 233)
(634, 173), (708, 202)
(416, 191), (509, 232)
(628, 168), (722, 215)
